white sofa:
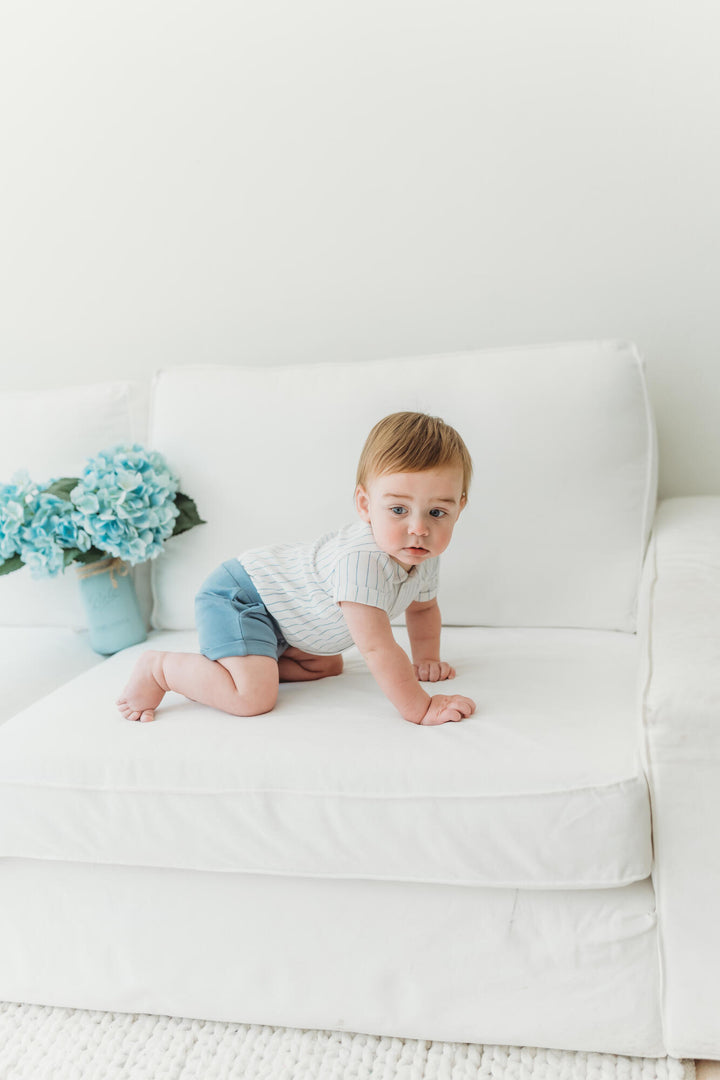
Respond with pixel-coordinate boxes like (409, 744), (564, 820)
(1, 341), (718, 1061)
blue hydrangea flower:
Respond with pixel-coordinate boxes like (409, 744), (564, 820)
(21, 491), (93, 577)
(0, 472), (93, 578)
(0, 471), (39, 562)
(70, 445), (180, 565)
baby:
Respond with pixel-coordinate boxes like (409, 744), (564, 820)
(117, 411), (476, 726)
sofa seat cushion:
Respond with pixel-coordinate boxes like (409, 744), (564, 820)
(0, 628), (104, 726)
(0, 627), (651, 889)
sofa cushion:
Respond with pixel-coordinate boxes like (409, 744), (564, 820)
(0, 380), (148, 627)
(0, 628), (104, 725)
(0, 626), (651, 889)
(149, 341), (657, 633)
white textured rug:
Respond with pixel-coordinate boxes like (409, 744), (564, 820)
(0, 1002), (694, 1080)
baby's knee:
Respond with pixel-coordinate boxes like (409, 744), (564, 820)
(229, 683), (278, 717)
(218, 655), (278, 716)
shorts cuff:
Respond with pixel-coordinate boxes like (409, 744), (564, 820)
(200, 638), (280, 661)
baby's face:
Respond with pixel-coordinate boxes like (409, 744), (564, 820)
(355, 466), (466, 572)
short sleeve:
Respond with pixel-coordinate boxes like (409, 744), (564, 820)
(417, 558), (440, 602)
(333, 550), (397, 612)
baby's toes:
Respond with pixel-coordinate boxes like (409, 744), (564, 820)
(117, 701), (140, 721)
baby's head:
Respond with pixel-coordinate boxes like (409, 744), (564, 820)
(355, 412), (472, 571)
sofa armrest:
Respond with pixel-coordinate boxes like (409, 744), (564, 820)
(638, 495), (720, 1059)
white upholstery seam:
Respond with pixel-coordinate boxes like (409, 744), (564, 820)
(0, 855), (654, 891)
(0, 775), (646, 798)
(639, 525), (668, 1051)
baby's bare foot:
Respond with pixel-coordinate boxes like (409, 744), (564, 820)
(116, 651), (166, 723)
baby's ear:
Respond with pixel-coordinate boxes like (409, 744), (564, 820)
(355, 484), (371, 521)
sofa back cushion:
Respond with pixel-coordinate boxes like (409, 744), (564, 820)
(150, 340), (657, 632)
(0, 381), (147, 627)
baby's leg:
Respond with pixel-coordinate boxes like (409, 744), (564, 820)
(278, 646), (343, 683)
(117, 650), (279, 722)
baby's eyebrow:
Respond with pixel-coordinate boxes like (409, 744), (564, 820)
(384, 493), (457, 505)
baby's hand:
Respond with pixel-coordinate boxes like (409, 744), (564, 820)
(413, 660), (456, 682)
(416, 693), (476, 726)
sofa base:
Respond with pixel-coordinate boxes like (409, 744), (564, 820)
(0, 859), (664, 1056)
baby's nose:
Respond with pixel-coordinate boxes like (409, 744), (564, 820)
(409, 517), (429, 536)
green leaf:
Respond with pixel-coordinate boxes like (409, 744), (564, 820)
(45, 477), (79, 501)
(171, 492), (206, 538)
(0, 554), (24, 576)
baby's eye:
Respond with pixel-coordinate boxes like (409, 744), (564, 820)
(390, 506), (407, 515)
(429, 508), (447, 518)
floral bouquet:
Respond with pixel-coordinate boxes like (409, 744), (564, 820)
(0, 444), (204, 579)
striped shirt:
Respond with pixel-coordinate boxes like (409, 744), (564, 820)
(239, 521), (439, 655)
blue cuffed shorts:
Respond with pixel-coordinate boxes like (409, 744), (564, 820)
(195, 559), (289, 661)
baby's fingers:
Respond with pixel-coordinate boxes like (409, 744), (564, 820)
(434, 696), (477, 724)
(414, 661), (456, 682)
(449, 694), (476, 718)
(439, 707), (464, 723)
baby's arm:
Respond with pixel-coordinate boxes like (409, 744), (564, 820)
(405, 597), (455, 682)
(340, 601), (475, 725)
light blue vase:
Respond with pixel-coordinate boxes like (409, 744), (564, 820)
(77, 557), (147, 655)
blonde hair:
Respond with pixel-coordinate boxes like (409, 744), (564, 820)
(356, 412), (473, 497)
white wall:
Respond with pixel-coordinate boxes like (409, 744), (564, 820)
(1, 1), (718, 498)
